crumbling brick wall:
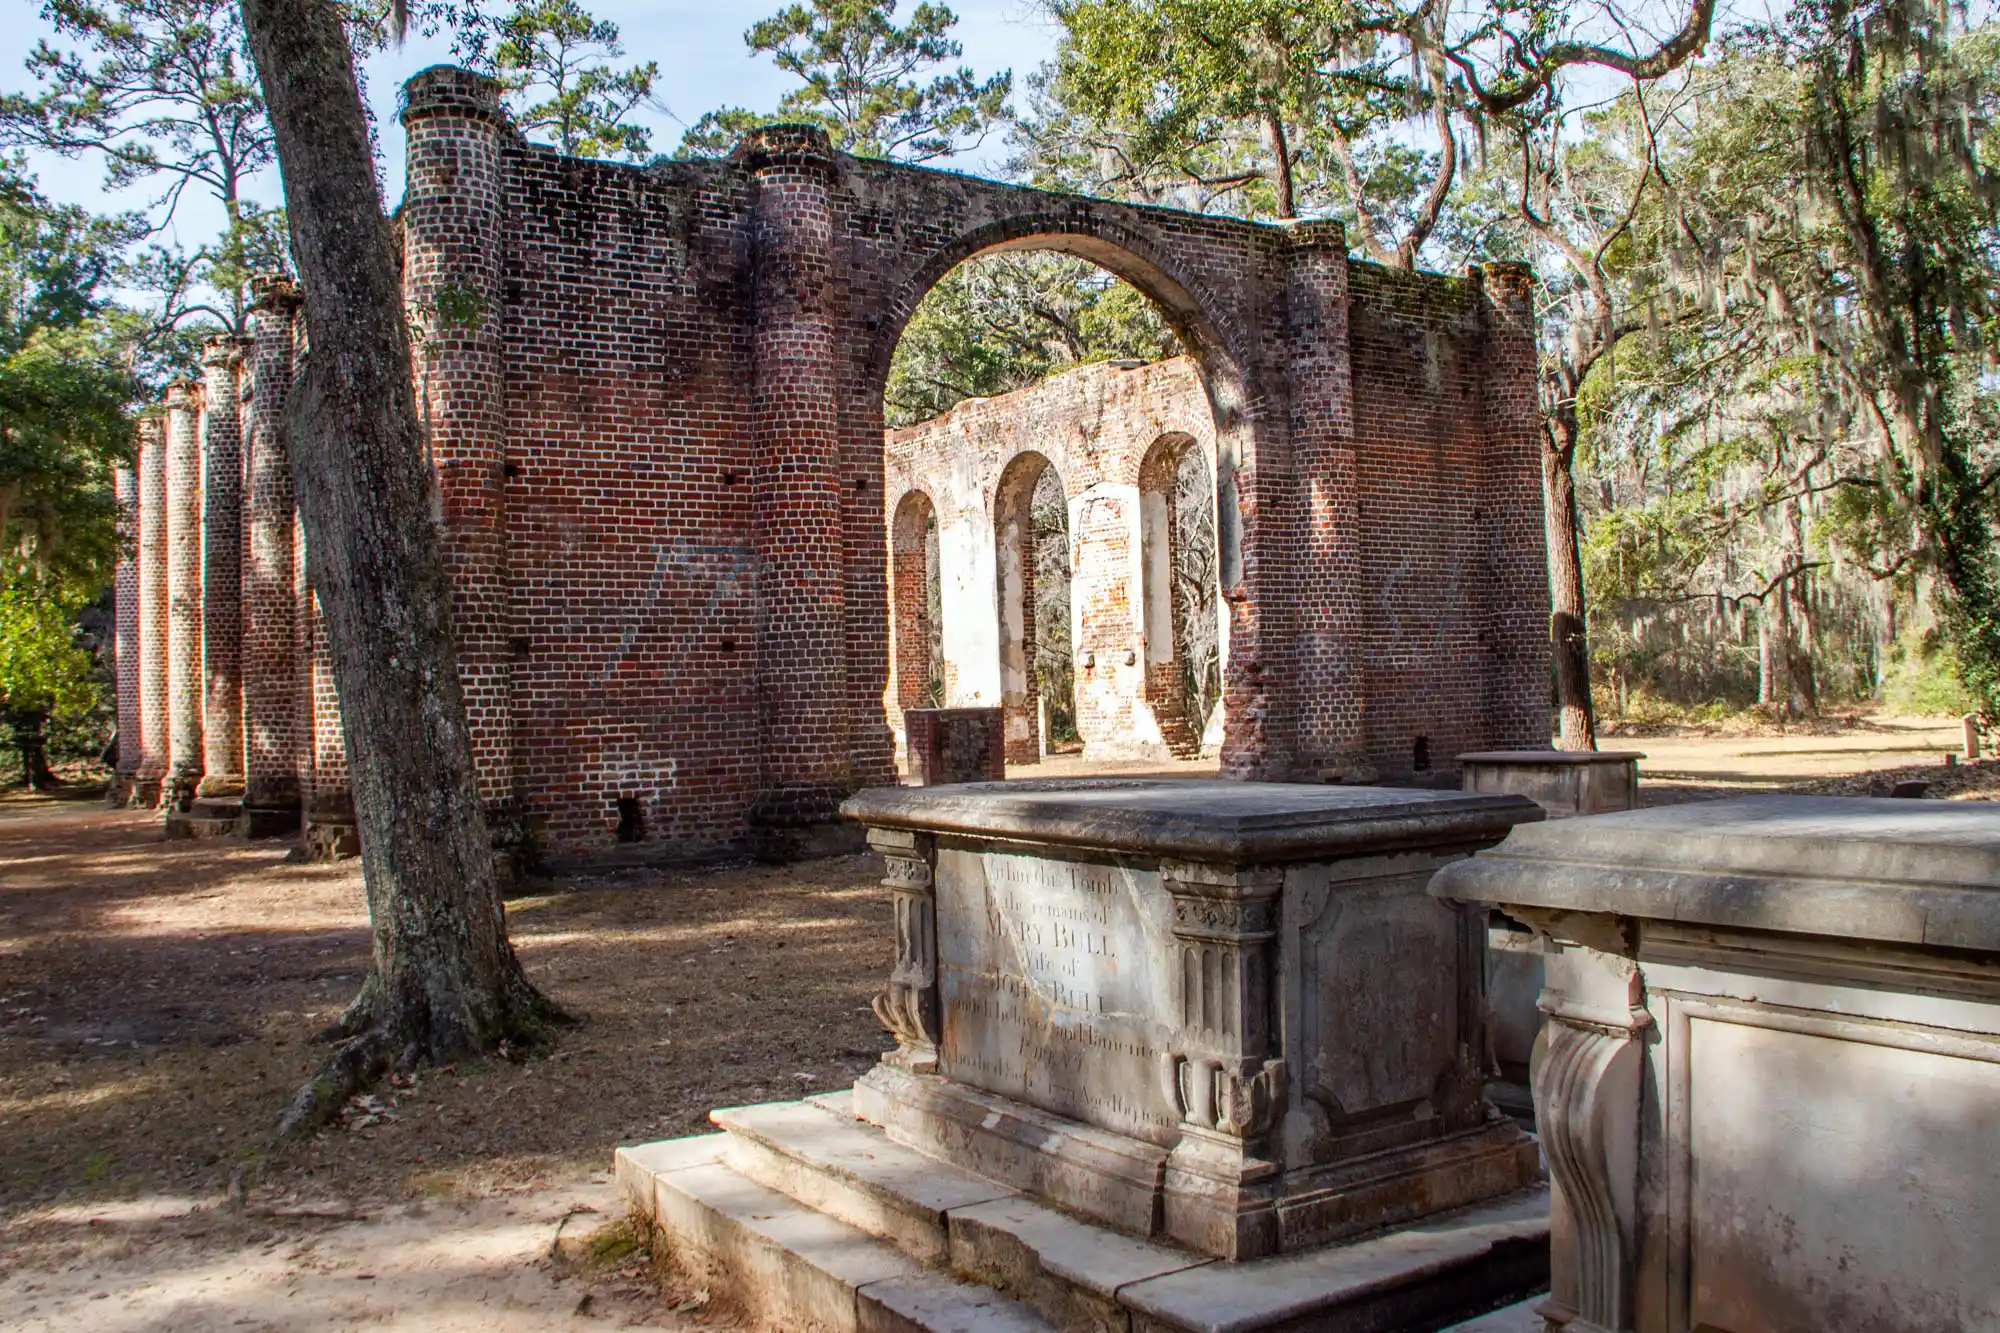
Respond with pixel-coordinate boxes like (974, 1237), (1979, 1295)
(115, 67), (1551, 867)
(883, 358), (1222, 764)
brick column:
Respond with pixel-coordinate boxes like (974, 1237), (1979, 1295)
(304, 579), (357, 858)
(744, 125), (851, 839)
(198, 336), (248, 802)
(240, 279), (304, 835)
(164, 381), (205, 810)
(1282, 221), (1370, 782)
(133, 418), (168, 806)
(400, 68), (515, 821)
(1473, 263), (1553, 748)
(109, 466), (141, 805)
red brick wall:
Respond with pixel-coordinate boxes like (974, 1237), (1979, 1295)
(163, 383), (205, 809)
(241, 284), (304, 812)
(114, 69), (1550, 865)
(199, 337), (247, 795)
(884, 359), (1222, 765)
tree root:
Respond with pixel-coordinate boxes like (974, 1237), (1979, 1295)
(275, 972), (576, 1144)
(273, 1027), (392, 1144)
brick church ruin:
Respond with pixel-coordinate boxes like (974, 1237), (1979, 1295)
(107, 66), (1551, 868)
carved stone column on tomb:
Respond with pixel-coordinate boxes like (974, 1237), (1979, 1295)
(868, 827), (940, 1075)
(240, 278), (304, 836)
(163, 380), (205, 810)
(1526, 929), (1648, 1333)
(744, 124), (853, 851)
(1159, 861), (1288, 1258)
(110, 466), (141, 806)
(198, 335), (249, 803)
(133, 418), (168, 806)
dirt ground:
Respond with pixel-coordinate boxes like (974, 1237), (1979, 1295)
(1, 716), (1993, 1330)
(0, 799), (891, 1330)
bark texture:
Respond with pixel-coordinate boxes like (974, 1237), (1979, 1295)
(1543, 408), (1598, 751)
(238, 0), (553, 1138)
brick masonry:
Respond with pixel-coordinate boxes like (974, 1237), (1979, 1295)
(198, 336), (248, 799)
(113, 66), (1551, 865)
(110, 465), (141, 804)
(902, 707), (1005, 785)
(884, 358), (1223, 765)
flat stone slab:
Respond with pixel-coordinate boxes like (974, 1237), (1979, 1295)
(842, 779), (1539, 862)
(858, 1272), (1056, 1333)
(715, 1095), (1015, 1261)
(623, 1103), (1550, 1332)
(1432, 794), (2000, 950)
(1117, 1189), (1549, 1333)
(1457, 750), (1644, 765)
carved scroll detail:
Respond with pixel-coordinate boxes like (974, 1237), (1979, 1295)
(1533, 1012), (1647, 1333)
(869, 834), (939, 1073)
(1161, 1053), (1288, 1139)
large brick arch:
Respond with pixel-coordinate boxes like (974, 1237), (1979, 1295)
(391, 67), (1550, 866)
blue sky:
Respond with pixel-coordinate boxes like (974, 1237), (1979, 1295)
(0, 0), (1061, 251)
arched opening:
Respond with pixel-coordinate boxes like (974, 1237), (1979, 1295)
(1139, 433), (1225, 759)
(994, 452), (1072, 763)
(871, 225), (1258, 778)
(889, 490), (943, 755)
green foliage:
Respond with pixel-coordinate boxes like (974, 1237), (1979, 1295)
(0, 568), (99, 729)
(1879, 630), (1978, 717)
(679, 0), (1011, 161)
(884, 252), (1179, 426)
(0, 169), (135, 594)
(0, 0), (279, 336)
(490, 0), (659, 160)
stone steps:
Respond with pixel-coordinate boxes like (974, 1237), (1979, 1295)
(622, 1134), (1055, 1333)
(619, 1095), (1551, 1333)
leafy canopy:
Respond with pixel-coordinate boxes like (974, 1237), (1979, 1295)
(490, 0), (660, 160)
(681, 0), (1011, 162)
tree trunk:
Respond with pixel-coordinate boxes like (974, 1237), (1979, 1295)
(1261, 111), (1297, 220)
(238, 0), (556, 1139)
(1542, 410), (1598, 750)
(9, 711), (56, 790)
(1783, 501), (1818, 717)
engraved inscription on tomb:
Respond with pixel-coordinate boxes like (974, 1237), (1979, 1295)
(935, 848), (1180, 1144)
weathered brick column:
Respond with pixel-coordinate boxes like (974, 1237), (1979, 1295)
(744, 124), (852, 848)
(1282, 220), (1369, 782)
(304, 580), (357, 858)
(1473, 263), (1553, 748)
(400, 67), (515, 825)
(164, 381), (205, 810)
(240, 280), (304, 835)
(109, 466), (141, 805)
(133, 418), (168, 806)
(198, 335), (249, 801)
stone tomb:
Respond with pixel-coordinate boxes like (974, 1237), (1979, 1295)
(849, 781), (1544, 1263)
(621, 779), (1552, 1332)
(1433, 796), (2000, 1333)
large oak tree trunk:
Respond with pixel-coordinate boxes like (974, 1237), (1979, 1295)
(239, 0), (554, 1138)
(1543, 409), (1598, 751)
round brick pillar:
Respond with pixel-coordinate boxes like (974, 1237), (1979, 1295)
(744, 124), (852, 837)
(164, 381), (205, 810)
(1471, 262), (1552, 748)
(198, 335), (249, 800)
(241, 278), (305, 830)
(133, 418), (168, 806)
(1279, 220), (1370, 782)
(110, 465), (141, 805)
(400, 67), (516, 824)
